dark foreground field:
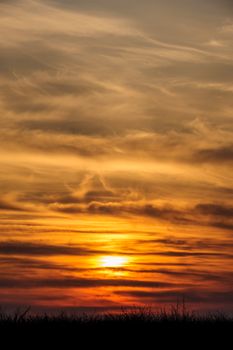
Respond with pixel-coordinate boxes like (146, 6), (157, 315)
(0, 307), (232, 345)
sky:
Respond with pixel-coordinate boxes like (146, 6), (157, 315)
(0, 0), (233, 314)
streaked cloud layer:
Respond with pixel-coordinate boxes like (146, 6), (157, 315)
(0, 0), (232, 313)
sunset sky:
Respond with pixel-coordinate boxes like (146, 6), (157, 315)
(0, 0), (233, 313)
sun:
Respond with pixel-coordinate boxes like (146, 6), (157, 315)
(100, 255), (128, 268)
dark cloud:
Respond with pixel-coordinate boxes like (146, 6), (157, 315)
(149, 62), (233, 84)
(116, 289), (233, 304)
(0, 276), (175, 289)
(57, 202), (186, 222)
(195, 203), (233, 217)
(145, 251), (233, 259)
(0, 42), (69, 76)
(0, 241), (105, 256)
(211, 221), (233, 231)
(121, 267), (233, 283)
(54, 201), (233, 231)
(38, 79), (108, 97)
(151, 238), (190, 248)
(2, 240), (231, 260)
(48, 0), (233, 31)
(0, 256), (82, 272)
(0, 199), (24, 212)
(148, 237), (233, 251)
(194, 145), (233, 164)
(5, 256), (229, 284)
(19, 119), (114, 136)
(3, 98), (51, 114)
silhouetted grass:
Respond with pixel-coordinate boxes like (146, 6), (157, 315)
(0, 305), (232, 333)
(0, 303), (232, 347)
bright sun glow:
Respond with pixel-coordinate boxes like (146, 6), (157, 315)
(100, 256), (128, 268)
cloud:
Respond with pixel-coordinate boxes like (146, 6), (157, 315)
(0, 276), (175, 289)
(194, 145), (233, 164)
(52, 202), (184, 221)
(1, 169), (232, 232)
(211, 222), (233, 231)
(121, 267), (233, 283)
(0, 199), (24, 212)
(195, 203), (233, 217)
(0, 0), (233, 312)
(0, 241), (105, 256)
(0, 193), (34, 213)
(0, 255), (77, 271)
(147, 237), (233, 251)
(138, 250), (233, 259)
(0, 0), (138, 49)
(115, 289), (233, 304)
(51, 198), (233, 231)
(0, 239), (231, 262)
